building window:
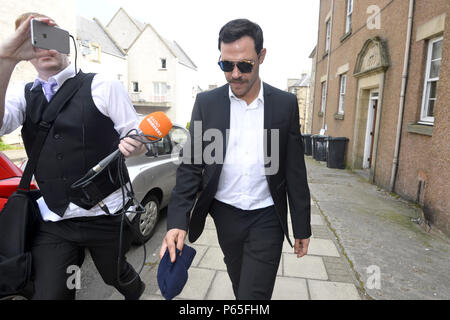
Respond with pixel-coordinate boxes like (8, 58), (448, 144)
(89, 42), (101, 63)
(153, 82), (169, 102)
(338, 74), (347, 114)
(161, 58), (167, 69)
(345, 0), (353, 34)
(321, 81), (327, 113)
(132, 82), (139, 93)
(325, 20), (331, 53)
(420, 36), (442, 124)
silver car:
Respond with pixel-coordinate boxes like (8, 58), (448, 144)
(125, 124), (188, 243)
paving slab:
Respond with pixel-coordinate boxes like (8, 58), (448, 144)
(308, 279), (361, 300)
(156, 267), (215, 300)
(283, 254), (328, 280)
(141, 294), (164, 300)
(311, 225), (332, 239)
(311, 214), (325, 226)
(272, 277), (309, 300)
(204, 216), (215, 230)
(205, 271), (235, 300)
(197, 247), (227, 271)
(282, 238), (340, 257)
(188, 244), (208, 268)
(188, 228), (220, 247)
(307, 238), (340, 257)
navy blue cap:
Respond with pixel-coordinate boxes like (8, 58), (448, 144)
(157, 244), (196, 300)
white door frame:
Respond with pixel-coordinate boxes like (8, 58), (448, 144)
(363, 90), (379, 169)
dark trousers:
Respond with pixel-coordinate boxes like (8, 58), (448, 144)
(31, 214), (144, 300)
(209, 199), (284, 300)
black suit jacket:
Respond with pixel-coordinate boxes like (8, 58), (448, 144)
(167, 82), (311, 246)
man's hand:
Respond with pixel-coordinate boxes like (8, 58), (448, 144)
(160, 229), (187, 263)
(0, 15), (58, 63)
(294, 238), (310, 258)
(118, 137), (145, 158)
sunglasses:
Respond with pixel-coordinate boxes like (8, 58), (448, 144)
(218, 58), (256, 73)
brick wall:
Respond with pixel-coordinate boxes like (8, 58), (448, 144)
(312, 0), (449, 236)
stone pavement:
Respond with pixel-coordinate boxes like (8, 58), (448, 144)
(306, 158), (450, 300)
(133, 155), (449, 301)
(135, 159), (364, 300)
(139, 207), (362, 300)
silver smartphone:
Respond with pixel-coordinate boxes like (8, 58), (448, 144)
(30, 19), (70, 54)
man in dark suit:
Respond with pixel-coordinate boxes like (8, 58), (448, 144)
(160, 19), (311, 300)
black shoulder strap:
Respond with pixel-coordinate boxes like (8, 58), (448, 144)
(41, 71), (89, 123)
(18, 71), (90, 190)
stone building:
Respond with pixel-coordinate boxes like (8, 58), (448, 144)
(307, 46), (317, 135)
(311, 0), (449, 235)
(76, 16), (128, 88)
(287, 74), (312, 134)
(105, 8), (198, 126)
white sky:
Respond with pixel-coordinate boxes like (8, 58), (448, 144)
(76, 0), (320, 90)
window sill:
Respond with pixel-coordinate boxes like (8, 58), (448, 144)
(159, 68), (168, 71)
(334, 113), (344, 120)
(340, 30), (352, 43)
(406, 123), (433, 136)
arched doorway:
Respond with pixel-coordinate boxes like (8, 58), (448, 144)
(351, 37), (389, 180)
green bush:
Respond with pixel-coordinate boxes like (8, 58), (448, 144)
(0, 138), (21, 151)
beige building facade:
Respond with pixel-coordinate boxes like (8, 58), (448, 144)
(76, 16), (128, 88)
(106, 8), (199, 126)
(307, 47), (317, 135)
(287, 74), (311, 134)
(311, 0), (449, 235)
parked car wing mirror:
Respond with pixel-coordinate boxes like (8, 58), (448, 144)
(145, 144), (159, 158)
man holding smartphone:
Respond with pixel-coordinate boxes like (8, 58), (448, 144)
(0, 13), (145, 300)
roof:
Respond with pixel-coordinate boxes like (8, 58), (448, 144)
(163, 39), (197, 70)
(106, 7), (143, 32)
(76, 16), (126, 58)
(105, 8), (197, 70)
(131, 16), (146, 32)
(290, 73), (311, 87)
(309, 46), (317, 58)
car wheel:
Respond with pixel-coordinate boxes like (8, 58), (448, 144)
(135, 194), (160, 244)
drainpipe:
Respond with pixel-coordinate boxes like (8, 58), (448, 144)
(389, 0), (414, 191)
(322, 0), (334, 132)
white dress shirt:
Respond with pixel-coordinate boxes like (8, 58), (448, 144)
(1, 64), (140, 221)
(214, 81), (274, 210)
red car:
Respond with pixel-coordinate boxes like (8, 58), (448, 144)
(0, 152), (37, 211)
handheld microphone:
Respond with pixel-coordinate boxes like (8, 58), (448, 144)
(72, 112), (173, 189)
(139, 112), (173, 142)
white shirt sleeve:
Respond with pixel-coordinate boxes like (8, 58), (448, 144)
(0, 82), (27, 136)
(90, 73), (140, 137)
